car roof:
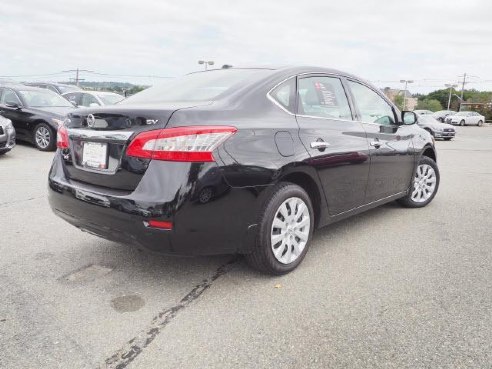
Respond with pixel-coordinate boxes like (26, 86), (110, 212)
(0, 83), (47, 91)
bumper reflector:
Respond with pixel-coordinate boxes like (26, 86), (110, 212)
(146, 220), (173, 230)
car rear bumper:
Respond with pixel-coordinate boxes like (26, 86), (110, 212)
(48, 152), (265, 255)
(434, 131), (455, 138)
(0, 129), (16, 153)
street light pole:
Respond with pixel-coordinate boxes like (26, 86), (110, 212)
(445, 83), (458, 110)
(198, 60), (215, 71)
(399, 79), (414, 110)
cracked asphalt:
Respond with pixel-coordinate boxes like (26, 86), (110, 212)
(0, 126), (491, 369)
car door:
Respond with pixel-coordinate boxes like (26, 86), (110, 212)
(0, 88), (30, 140)
(346, 79), (415, 203)
(295, 74), (370, 215)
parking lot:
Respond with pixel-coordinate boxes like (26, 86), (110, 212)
(1, 126), (491, 368)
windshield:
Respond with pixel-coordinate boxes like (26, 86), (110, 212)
(19, 89), (73, 107)
(120, 69), (273, 105)
(58, 85), (80, 94)
(98, 93), (124, 105)
(455, 112), (467, 116)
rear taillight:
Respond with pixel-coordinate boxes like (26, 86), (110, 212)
(126, 126), (237, 162)
(57, 125), (69, 149)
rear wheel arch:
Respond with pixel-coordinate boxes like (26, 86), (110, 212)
(278, 171), (322, 229)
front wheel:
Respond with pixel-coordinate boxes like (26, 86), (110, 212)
(460, 120), (465, 126)
(33, 123), (56, 151)
(477, 120), (483, 127)
(246, 182), (314, 275)
(397, 156), (440, 208)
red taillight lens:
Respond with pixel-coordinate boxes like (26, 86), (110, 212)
(146, 220), (173, 230)
(126, 126), (237, 162)
(57, 125), (69, 149)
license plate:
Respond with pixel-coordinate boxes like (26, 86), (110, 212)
(82, 142), (108, 169)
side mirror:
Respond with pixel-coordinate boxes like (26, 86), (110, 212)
(5, 102), (21, 109)
(402, 111), (417, 125)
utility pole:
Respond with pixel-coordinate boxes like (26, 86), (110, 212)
(399, 79), (414, 110)
(445, 83), (458, 110)
(62, 68), (94, 86)
(459, 73), (467, 101)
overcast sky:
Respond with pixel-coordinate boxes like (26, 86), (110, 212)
(1, 0), (491, 93)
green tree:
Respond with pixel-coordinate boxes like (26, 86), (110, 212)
(393, 94), (404, 110)
(416, 99), (443, 112)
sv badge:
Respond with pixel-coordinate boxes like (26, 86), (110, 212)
(146, 119), (159, 125)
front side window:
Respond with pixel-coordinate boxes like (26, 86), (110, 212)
(348, 80), (396, 125)
(297, 76), (352, 120)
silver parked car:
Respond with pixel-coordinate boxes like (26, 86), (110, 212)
(0, 115), (16, 155)
(446, 111), (485, 126)
(417, 115), (456, 140)
(62, 91), (124, 108)
(432, 110), (455, 123)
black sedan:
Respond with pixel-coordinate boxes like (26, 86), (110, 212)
(0, 85), (74, 151)
(48, 66), (439, 274)
(24, 82), (82, 95)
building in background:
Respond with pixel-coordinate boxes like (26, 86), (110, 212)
(383, 87), (418, 111)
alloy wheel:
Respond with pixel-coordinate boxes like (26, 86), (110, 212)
(411, 164), (437, 203)
(35, 126), (51, 149)
(271, 197), (310, 264)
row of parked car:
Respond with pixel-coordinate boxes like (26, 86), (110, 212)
(411, 109), (486, 141)
(0, 82), (124, 153)
(0, 79), (487, 155)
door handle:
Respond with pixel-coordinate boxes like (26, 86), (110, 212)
(310, 141), (330, 149)
(370, 140), (382, 148)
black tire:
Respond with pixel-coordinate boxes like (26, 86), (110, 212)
(397, 156), (440, 208)
(444, 138), (452, 141)
(245, 182), (314, 275)
(460, 120), (465, 126)
(33, 122), (56, 151)
(477, 120), (483, 127)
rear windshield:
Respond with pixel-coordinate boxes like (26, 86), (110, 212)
(120, 69), (273, 104)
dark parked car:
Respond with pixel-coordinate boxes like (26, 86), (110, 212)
(0, 115), (16, 155)
(48, 67), (439, 274)
(24, 82), (81, 95)
(0, 85), (74, 151)
(417, 115), (456, 140)
(62, 91), (124, 107)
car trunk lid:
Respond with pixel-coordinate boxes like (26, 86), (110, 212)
(61, 103), (204, 191)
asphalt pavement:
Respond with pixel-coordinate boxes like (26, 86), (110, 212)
(0, 126), (491, 369)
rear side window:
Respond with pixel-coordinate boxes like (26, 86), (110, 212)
(348, 80), (396, 125)
(269, 78), (295, 113)
(297, 76), (352, 120)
